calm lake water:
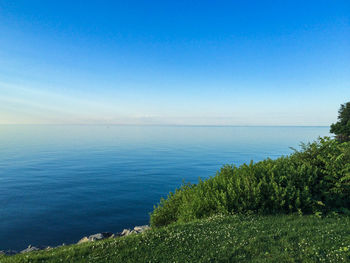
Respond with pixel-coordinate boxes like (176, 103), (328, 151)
(0, 125), (329, 250)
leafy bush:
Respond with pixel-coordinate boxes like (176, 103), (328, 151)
(150, 137), (350, 227)
(330, 102), (350, 142)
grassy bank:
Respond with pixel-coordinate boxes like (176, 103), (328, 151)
(1, 214), (349, 263)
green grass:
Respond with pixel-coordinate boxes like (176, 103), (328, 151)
(1, 214), (349, 263)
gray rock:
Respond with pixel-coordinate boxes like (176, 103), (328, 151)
(77, 236), (89, 244)
(88, 232), (113, 241)
(93, 234), (105, 241)
(120, 225), (150, 236)
(120, 229), (132, 236)
(78, 232), (114, 244)
(20, 245), (39, 254)
(0, 250), (5, 255)
(133, 225), (150, 233)
(88, 233), (104, 241)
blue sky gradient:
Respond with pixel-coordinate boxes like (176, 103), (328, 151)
(0, 1), (349, 125)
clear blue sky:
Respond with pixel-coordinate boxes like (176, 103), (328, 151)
(0, 0), (349, 125)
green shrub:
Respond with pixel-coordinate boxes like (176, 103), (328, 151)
(330, 101), (350, 142)
(150, 137), (350, 227)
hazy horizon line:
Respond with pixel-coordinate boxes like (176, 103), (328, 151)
(0, 123), (330, 128)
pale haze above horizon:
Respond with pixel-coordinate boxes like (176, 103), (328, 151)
(0, 1), (349, 126)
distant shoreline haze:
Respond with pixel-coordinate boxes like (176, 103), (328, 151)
(0, 123), (332, 127)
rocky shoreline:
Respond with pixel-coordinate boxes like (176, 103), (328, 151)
(0, 225), (150, 256)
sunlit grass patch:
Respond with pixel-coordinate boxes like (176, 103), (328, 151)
(1, 214), (349, 263)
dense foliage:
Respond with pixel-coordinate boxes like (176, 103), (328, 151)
(331, 102), (350, 142)
(150, 137), (350, 227)
(2, 214), (349, 263)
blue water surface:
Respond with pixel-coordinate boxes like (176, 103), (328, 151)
(0, 125), (329, 250)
